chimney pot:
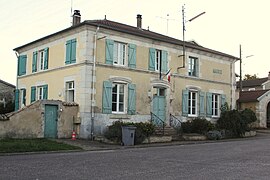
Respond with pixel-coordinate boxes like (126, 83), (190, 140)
(72, 10), (81, 26)
(137, 14), (142, 28)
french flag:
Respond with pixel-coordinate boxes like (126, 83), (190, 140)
(165, 69), (171, 82)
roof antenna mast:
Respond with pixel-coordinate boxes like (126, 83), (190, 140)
(70, 0), (73, 26)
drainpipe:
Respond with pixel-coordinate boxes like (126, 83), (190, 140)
(90, 26), (99, 140)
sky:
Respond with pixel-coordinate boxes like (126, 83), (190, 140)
(1, 0), (269, 85)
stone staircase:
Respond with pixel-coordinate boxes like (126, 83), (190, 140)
(154, 126), (182, 141)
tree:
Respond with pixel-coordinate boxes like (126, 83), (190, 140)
(243, 74), (258, 80)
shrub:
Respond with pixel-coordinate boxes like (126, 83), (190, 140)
(217, 108), (257, 137)
(182, 118), (214, 134)
(207, 130), (222, 140)
(104, 121), (155, 144)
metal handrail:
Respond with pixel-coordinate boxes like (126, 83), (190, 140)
(169, 114), (182, 129)
(150, 112), (165, 135)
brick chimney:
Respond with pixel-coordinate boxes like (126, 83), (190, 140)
(72, 10), (81, 26)
(137, 14), (142, 28)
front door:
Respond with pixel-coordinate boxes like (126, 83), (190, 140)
(152, 88), (166, 125)
(44, 105), (58, 138)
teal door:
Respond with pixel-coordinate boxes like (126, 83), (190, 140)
(44, 105), (58, 138)
(152, 88), (166, 125)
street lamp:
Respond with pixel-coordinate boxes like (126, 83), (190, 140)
(239, 44), (254, 92)
(179, 5), (205, 69)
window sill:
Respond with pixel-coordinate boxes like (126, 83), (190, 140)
(110, 114), (130, 119)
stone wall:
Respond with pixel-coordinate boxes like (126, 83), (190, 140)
(0, 100), (79, 139)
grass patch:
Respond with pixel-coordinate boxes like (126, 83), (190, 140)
(0, 139), (81, 153)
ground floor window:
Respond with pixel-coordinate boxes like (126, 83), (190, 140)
(212, 94), (220, 117)
(188, 91), (198, 116)
(66, 81), (74, 102)
(112, 83), (125, 113)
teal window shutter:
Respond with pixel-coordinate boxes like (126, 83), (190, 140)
(161, 50), (168, 73)
(18, 55), (27, 76)
(195, 59), (199, 77)
(221, 94), (226, 106)
(149, 48), (155, 71)
(199, 91), (205, 116)
(14, 89), (20, 111)
(71, 39), (77, 63)
(31, 86), (36, 103)
(182, 89), (189, 116)
(128, 84), (136, 115)
(206, 92), (212, 117)
(43, 85), (48, 99)
(102, 81), (112, 114)
(105, 39), (114, 65)
(44, 48), (49, 69)
(128, 44), (136, 68)
(32, 51), (37, 72)
(65, 40), (71, 64)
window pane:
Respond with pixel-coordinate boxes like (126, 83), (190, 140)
(119, 94), (124, 103)
(112, 102), (117, 111)
(119, 103), (124, 112)
(119, 84), (124, 93)
(112, 94), (117, 102)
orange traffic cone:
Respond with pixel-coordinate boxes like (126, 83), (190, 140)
(72, 131), (76, 140)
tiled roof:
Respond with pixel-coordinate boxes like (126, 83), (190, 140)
(236, 77), (268, 88)
(0, 79), (15, 88)
(238, 90), (269, 103)
(85, 19), (238, 59)
(14, 18), (239, 60)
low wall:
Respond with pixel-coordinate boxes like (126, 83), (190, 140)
(0, 100), (79, 139)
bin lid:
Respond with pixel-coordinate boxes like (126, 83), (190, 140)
(122, 125), (137, 130)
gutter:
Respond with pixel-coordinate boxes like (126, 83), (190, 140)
(90, 26), (99, 140)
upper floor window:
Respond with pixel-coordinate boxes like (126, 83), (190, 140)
(65, 39), (77, 65)
(149, 48), (168, 73)
(32, 48), (49, 72)
(188, 56), (199, 77)
(66, 81), (75, 102)
(105, 39), (136, 68)
(113, 42), (127, 66)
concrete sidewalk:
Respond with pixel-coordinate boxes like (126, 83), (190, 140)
(55, 130), (270, 151)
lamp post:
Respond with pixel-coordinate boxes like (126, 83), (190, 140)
(239, 44), (254, 92)
(179, 5), (205, 69)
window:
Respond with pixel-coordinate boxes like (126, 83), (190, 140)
(188, 91), (198, 116)
(155, 50), (161, 71)
(113, 42), (127, 66)
(188, 56), (199, 77)
(65, 39), (77, 64)
(112, 83), (125, 113)
(39, 50), (45, 70)
(31, 85), (48, 103)
(66, 81), (75, 102)
(212, 94), (220, 117)
(32, 48), (48, 72)
(102, 81), (136, 115)
(20, 88), (26, 107)
(149, 48), (168, 72)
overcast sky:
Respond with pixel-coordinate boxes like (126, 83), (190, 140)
(1, 0), (269, 85)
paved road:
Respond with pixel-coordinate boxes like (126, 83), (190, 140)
(1, 133), (270, 180)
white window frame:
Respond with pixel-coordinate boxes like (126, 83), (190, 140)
(37, 86), (44, 100)
(112, 83), (126, 114)
(188, 56), (198, 77)
(66, 81), (75, 102)
(155, 50), (161, 71)
(113, 42), (127, 66)
(38, 49), (46, 71)
(212, 94), (220, 117)
(188, 91), (198, 117)
(20, 89), (26, 107)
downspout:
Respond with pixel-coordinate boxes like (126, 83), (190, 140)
(90, 26), (99, 140)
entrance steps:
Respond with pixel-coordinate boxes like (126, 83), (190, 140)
(154, 126), (182, 141)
